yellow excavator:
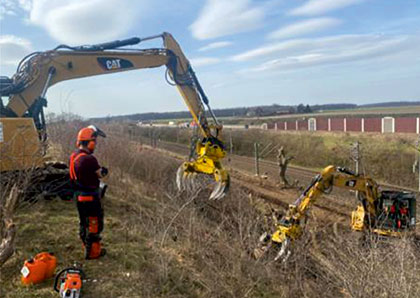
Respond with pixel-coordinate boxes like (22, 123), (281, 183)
(0, 32), (229, 200)
(256, 166), (416, 261)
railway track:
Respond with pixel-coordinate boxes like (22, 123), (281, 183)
(155, 139), (416, 193)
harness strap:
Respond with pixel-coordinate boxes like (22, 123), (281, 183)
(70, 152), (88, 181)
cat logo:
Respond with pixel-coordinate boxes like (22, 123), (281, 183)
(106, 59), (121, 70)
(97, 57), (134, 71)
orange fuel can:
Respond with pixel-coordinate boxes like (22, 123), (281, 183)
(34, 252), (57, 278)
(21, 252), (57, 285)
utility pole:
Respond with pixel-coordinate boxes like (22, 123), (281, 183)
(254, 142), (260, 176)
(351, 141), (361, 199)
(149, 128), (153, 147)
(351, 141), (360, 175)
(229, 130), (233, 155)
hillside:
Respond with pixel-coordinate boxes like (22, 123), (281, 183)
(1, 122), (420, 297)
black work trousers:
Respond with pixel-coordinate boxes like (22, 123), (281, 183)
(76, 198), (104, 249)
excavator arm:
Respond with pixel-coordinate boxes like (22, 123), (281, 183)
(0, 32), (229, 199)
(271, 166), (379, 244)
(254, 166), (393, 261)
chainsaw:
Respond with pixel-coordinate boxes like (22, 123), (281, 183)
(53, 263), (86, 298)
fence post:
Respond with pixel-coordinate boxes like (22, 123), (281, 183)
(150, 128), (153, 147)
(229, 130), (233, 155)
(254, 142), (260, 176)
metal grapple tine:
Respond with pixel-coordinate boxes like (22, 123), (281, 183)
(274, 238), (291, 262)
(186, 172), (196, 192)
(210, 180), (228, 200)
(209, 184), (220, 200)
(190, 173), (198, 191)
(176, 165), (185, 191)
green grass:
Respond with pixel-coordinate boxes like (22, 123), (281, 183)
(0, 189), (158, 298)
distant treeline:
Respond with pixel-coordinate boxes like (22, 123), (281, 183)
(91, 101), (420, 122)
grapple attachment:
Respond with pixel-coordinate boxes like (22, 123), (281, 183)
(253, 210), (302, 262)
(176, 137), (230, 200)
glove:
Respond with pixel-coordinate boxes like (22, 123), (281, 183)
(100, 167), (109, 177)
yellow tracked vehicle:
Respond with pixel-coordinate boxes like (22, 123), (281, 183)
(256, 166), (416, 261)
(0, 32), (229, 200)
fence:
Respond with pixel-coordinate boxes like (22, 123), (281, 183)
(137, 116), (420, 135)
(273, 116), (420, 134)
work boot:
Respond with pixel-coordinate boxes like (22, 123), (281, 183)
(87, 248), (106, 260)
(85, 242), (106, 260)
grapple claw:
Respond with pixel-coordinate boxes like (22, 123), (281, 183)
(175, 136), (230, 199)
(175, 160), (229, 200)
(254, 230), (291, 262)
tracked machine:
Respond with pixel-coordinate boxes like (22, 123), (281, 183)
(256, 166), (417, 261)
(0, 32), (229, 200)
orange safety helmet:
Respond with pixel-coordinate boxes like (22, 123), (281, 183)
(76, 125), (106, 152)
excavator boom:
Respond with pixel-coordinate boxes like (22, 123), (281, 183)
(0, 33), (229, 200)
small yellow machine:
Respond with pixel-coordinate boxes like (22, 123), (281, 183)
(0, 32), (229, 200)
(256, 166), (416, 260)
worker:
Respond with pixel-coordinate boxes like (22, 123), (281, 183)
(398, 201), (409, 228)
(69, 125), (108, 260)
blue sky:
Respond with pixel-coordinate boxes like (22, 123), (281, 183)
(1, 0), (420, 117)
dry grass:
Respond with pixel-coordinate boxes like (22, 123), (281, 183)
(1, 122), (419, 297)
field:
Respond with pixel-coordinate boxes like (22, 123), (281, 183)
(1, 122), (420, 297)
(146, 105), (420, 125)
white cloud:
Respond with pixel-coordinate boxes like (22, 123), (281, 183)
(28, 0), (141, 44)
(0, 0), (31, 19)
(18, 0), (32, 11)
(190, 0), (265, 40)
(268, 18), (342, 39)
(0, 35), (33, 65)
(289, 0), (364, 16)
(198, 41), (233, 52)
(231, 34), (393, 62)
(241, 35), (417, 72)
(231, 39), (309, 61)
(189, 57), (221, 67)
(0, 0), (17, 19)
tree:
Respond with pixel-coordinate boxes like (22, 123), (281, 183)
(297, 104), (305, 113)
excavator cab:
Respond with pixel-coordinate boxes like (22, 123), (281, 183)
(377, 191), (416, 232)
